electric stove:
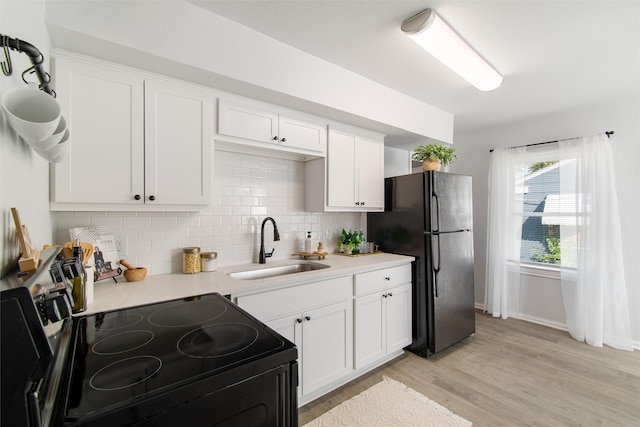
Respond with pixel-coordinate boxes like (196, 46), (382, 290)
(1, 249), (298, 427)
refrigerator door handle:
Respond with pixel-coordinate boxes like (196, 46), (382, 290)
(432, 192), (440, 232)
(430, 172), (440, 233)
(431, 233), (441, 298)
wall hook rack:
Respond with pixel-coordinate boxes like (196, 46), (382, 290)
(0, 33), (55, 97)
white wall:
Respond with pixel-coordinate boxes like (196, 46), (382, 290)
(452, 97), (640, 343)
(0, 1), (54, 278)
(383, 146), (411, 178)
(53, 150), (361, 275)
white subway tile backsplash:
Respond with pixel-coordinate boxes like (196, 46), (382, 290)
(138, 228), (166, 240)
(53, 151), (361, 275)
(231, 206), (251, 216)
(151, 239), (178, 251)
(188, 226), (212, 237)
(177, 216), (200, 227)
(123, 216), (153, 228)
(165, 227), (189, 239)
(57, 216), (92, 231)
(128, 239), (152, 254)
(250, 206), (268, 216)
(151, 216), (178, 228)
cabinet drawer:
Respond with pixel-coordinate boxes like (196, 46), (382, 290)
(236, 275), (352, 322)
(354, 264), (411, 296)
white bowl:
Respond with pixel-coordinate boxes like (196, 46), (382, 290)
(30, 115), (67, 150)
(2, 87), (61, 143)
(33, 129), (70, 163)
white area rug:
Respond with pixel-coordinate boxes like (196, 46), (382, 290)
(303, 376), (472, 426)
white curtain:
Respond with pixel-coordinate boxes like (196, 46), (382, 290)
(485, 134), (633, 350)
(484, 147), (525, 318)
(559, 135), (633, 350)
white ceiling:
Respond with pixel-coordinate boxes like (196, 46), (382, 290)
(189, 0), (639, 137)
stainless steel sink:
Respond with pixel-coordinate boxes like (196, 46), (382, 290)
(228, 262), (329, 280)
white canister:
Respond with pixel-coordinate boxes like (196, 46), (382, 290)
(200, 252), (218, 272)
(84, 265), (95, 304)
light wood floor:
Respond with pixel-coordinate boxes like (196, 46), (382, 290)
(298, 311), (640, 426)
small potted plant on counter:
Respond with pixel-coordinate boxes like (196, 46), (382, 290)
(412, 143), (457, 171)
(338, 229), (363, 255)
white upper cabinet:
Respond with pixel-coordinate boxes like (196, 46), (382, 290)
(53, 55), (145, 206)
(306, 124), (385, 212)
(51, 53), (213, 211)
(217, 97), (327, 158)
(218, 97), (279, 144)
(144, 79), (212, 206)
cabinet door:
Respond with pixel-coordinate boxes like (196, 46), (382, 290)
(53, 56), (144, 204)
(267, 314), (303, 400)
(386, 283), (412, 354)
(218, 98), (278, 144)
(302, 300), (353, 396)
(354, 292), (385, 370)
(278, 114), (326, 154)
(144, 79), (212, 205)
(356, 136), (384, 209)
(326, 129), (357, 208)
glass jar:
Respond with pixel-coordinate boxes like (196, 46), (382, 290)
(183, 247), (201, 274)
(200, 252), (218, 272)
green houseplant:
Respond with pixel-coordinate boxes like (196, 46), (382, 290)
(339, 228), (363, 254)
(412, 143), (457, 171)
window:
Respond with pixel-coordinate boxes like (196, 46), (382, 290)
(518, 157), (578, 268)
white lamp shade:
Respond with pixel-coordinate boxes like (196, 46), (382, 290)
(402, 9), (503, 91)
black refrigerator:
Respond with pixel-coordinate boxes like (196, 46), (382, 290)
(368, 171), (475, 357)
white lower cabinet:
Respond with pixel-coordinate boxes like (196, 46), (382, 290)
(266, 300), (353, 399)
(235, 275), (353, 402)
(354, 264), (412, 370)
(233, 262), (412, 405)
(354, 283), (412, 369)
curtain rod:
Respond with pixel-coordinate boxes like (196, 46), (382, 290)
(489, 131), (614, 153)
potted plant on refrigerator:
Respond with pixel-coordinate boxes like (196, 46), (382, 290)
(412, 143), (457, 171)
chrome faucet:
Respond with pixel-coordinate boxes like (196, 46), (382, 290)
(259, 217), (280, 264)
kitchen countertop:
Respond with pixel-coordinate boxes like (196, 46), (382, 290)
(83, 253), (414, 315)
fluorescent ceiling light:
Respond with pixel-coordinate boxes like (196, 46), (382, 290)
(401, 9), (503, 91)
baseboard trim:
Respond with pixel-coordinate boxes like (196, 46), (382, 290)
(474, 302), (640, 350)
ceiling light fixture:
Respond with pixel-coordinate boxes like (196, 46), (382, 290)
(401, 9), (503, 91)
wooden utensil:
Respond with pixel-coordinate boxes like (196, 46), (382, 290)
(11, 207), (40, 272)
(63, 241), (93, 264)
(120, 259), (147, 282)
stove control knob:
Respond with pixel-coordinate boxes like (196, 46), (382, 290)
(44, 295), (69, 323)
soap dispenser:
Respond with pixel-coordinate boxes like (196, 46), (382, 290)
(305, 231), (313, 253)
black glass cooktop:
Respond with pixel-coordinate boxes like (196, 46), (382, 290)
(64, 293), (294, 421)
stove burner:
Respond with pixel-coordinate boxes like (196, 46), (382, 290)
(90, 356), (162, 391)
(178, 323), (259, 358)
(148, 300), (228, 327)
(94, 312), (144, 330)
(93, 330), (154, 355)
